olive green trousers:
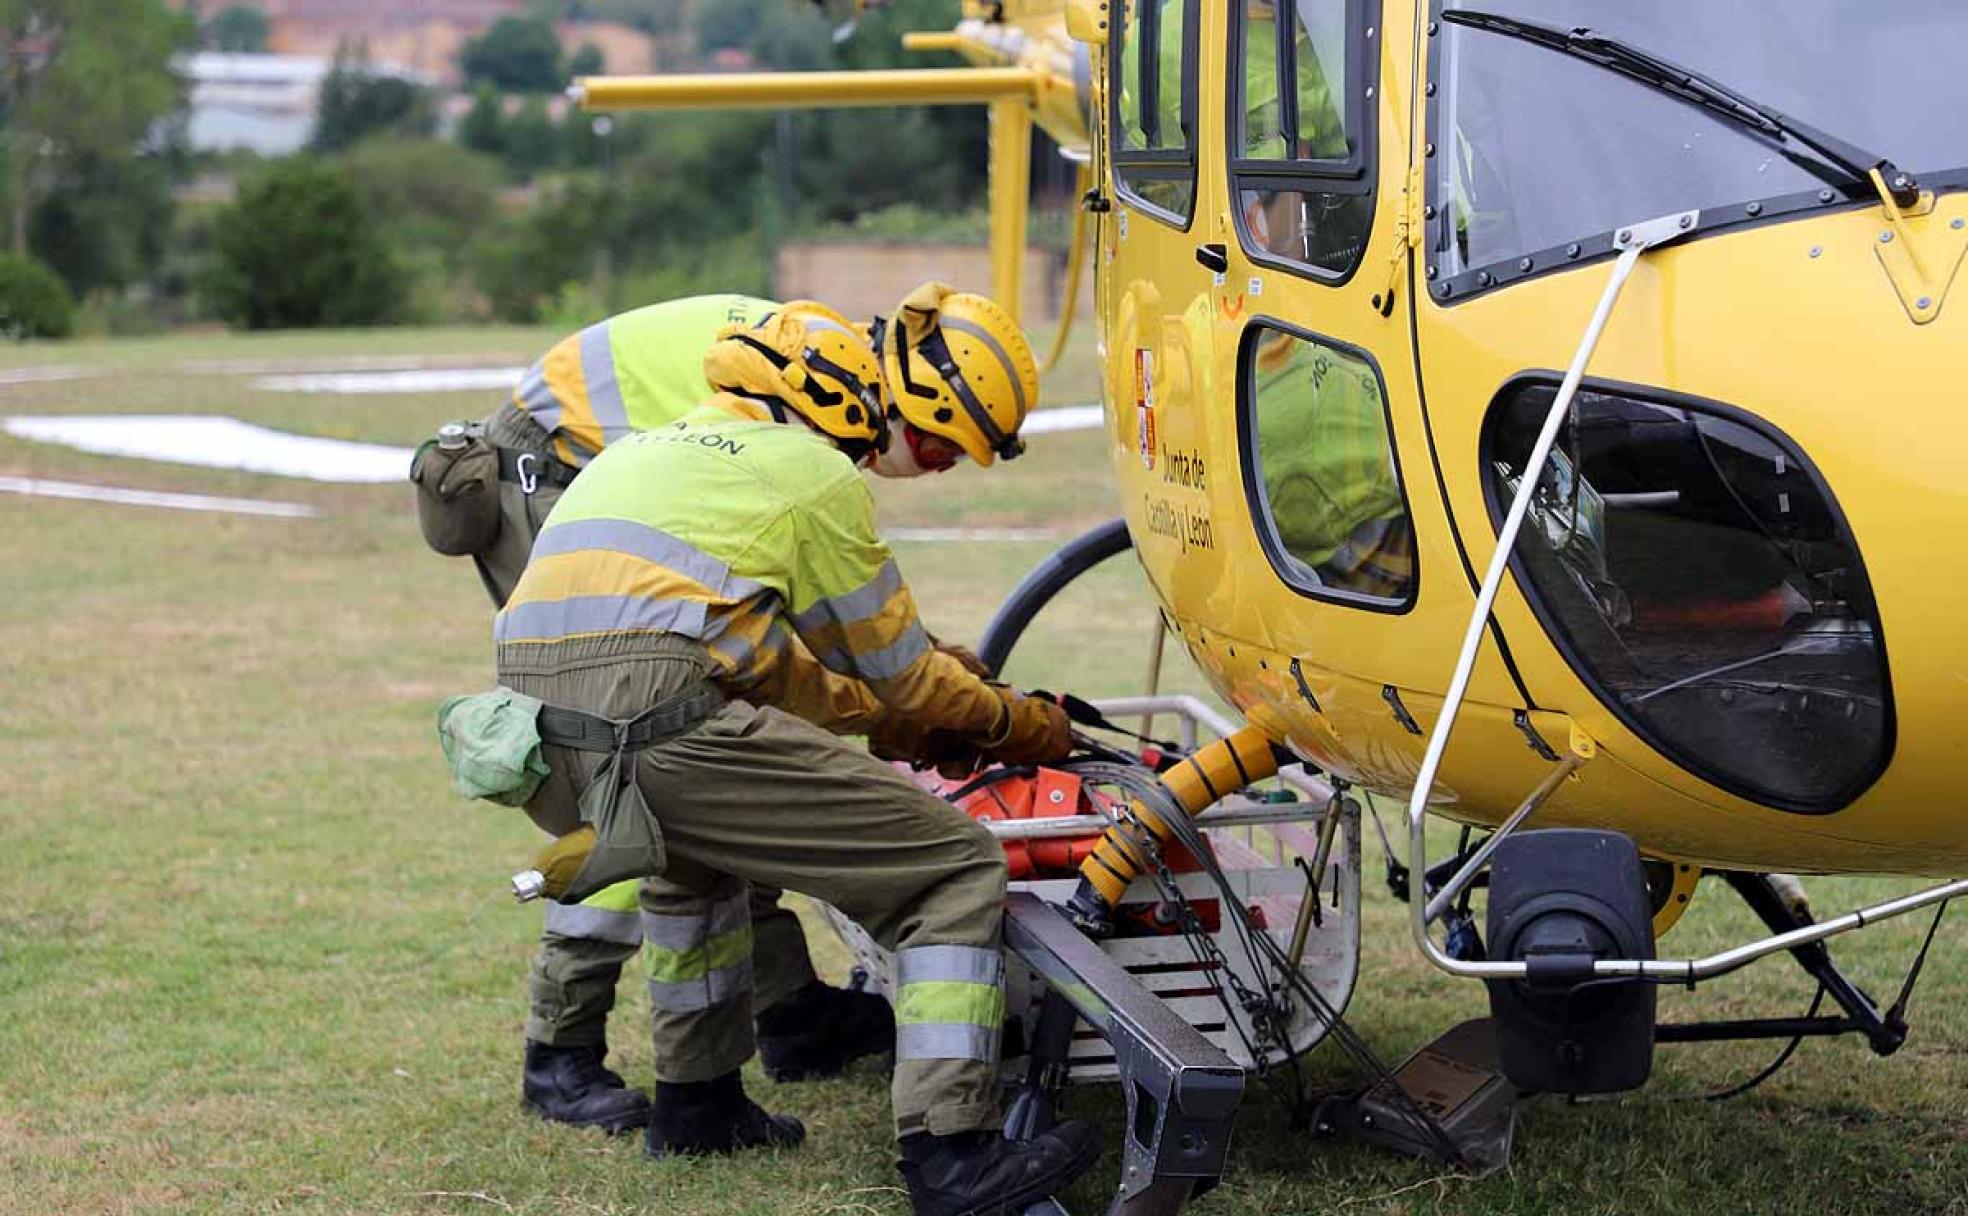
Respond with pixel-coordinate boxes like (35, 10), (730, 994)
(475, 404), (821, 1049)
(501, 637), (1009, 1138)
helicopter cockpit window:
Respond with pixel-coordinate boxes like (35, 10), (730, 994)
(1113, 0), (1199, 224)
(1229, 0), (1379, 280)
(1240, 322), (1414, 608)
(1486, 381), (1892, 812)
(1431, 0), (1968, 299)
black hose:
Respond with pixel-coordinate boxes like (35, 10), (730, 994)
(977, 517), (1135, 676)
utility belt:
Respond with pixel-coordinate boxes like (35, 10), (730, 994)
(437, 679), (725, 903)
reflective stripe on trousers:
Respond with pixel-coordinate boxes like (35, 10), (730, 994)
(894, 944), (1005, 1062)
(643, 890), (754, 1012)
(541, 880), (644, 946)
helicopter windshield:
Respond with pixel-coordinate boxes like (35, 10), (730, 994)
(1433, 1), (1968, 283)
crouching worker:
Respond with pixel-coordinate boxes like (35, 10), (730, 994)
(460, 310), (1102, 1215)
(415, 286), (1032, 1136)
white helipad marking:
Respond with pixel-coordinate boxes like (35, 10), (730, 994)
(889, 527), (1066, 542)
(0, 475), (316, 518)
(0, 366), (91, 386)
(3, 415), (412, 483)
(254, 367), (524, 394)
(1022, 404), (1103, 434)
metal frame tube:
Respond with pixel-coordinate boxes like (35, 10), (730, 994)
(1420, 755), (1583, 924)
(1405, 212), (1697, 979)
(981, 799), (1327, 841)
(572, 68), (1037, 110)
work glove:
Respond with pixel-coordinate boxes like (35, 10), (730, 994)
(935, 640), (992, 679)
(866, 716), (987, 779)
(976, 687), (1073, 767)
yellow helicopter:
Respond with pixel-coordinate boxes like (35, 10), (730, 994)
(562, 0), (1968, 1202)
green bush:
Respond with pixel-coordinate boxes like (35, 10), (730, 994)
(206, 158), (405, 329)
(0, 254), (76, 339)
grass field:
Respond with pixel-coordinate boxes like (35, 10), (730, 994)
(0, 327), (1962, 1216)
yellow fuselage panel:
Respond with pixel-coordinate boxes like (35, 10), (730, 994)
(1094, 1), (1968, 877)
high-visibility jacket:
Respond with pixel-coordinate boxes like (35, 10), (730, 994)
(495, 395), (1006, 738)
(1252, 333), (1412, 597)
(513, 294), (778, 467)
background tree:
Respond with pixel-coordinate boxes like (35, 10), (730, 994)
(311, 44), (436, 153)
(567, 41), (604, 76)
(498, 95), (560, 177)
(458, 14), (564, 92)
(456, 83), (505, 158)
(0, 0), (194, 256)
(207, 157), (404, 328)
(204, 3), (267, 52)
(29, 148), (175, 295)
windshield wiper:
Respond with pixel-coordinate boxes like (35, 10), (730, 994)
(1442, 9), (1923, 209)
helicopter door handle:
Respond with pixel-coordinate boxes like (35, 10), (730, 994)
(1195, 243), (1229, 274)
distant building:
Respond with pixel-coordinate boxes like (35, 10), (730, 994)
(170, 1), (658, 86)
(179, 51), (426, 155)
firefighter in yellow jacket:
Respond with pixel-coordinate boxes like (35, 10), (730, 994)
(430, 287), (1037, 1135)
(494, 309), (1101, 1214)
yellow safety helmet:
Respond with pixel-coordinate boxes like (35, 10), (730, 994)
(874, 282), (1039, 466)
(704, 302), (891, 461)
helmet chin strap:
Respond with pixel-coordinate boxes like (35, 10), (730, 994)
(869, 424), (934, 479)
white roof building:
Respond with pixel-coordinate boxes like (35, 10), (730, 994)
(180, 51), (428, 155)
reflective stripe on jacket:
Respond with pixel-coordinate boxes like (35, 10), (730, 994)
(513, 294), (777, 467)
(494, 396), (1006, 738)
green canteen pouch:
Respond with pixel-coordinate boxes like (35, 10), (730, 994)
(436, 689), (550, 807)
(411, 425), (502, 556)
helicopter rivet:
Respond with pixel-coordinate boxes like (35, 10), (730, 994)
(1426, 264), (1438, 280)
(1425, 142), (1436, 157)
(1423, 205), (1437, 220)
(1425, 82), (1437, 97)
(1427, 20), (1439, 35)
(1437, 283), (1453, 298)
(1566, 243), (1582, 259)
(1367, 26), (1375, 38)
(1819, 188), (1835, 203)
(1954, 218), (1965, 230)
(1809, 245), (1822, 258)
(1518, 257), (1533, 271)
(1746, 202), (1763, 217)
(1678, 214), (1694, 229)
(1365, 86), (1375, 98)
(1617, 228), (1632, 244)
(1917, 296), (1933, 309)
(1474, 272), (1489, 288)
(1880, 231), (1894, 244)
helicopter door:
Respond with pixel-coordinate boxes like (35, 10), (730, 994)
(1104, 0), (1231, 614)
(1196, 0), (1524, 787)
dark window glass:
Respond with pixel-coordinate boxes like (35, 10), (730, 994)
(1244, 324), (1414, 605)
(1113, 0), (1198, 222)
(1230, 0), (1376, 278)
(1436, 0), (1968, 282)
(1487, 382), (1891, 811)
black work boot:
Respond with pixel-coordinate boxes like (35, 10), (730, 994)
(898, 1121), (1103, 1216)
(645, 1070), (806, 1159)
(757, 979), (897, 1082)
(521, 1041), (651, 1135)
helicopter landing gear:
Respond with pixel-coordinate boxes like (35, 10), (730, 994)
(1654, 872), (1910, 1058)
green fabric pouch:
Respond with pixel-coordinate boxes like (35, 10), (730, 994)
(560, 742), (667, 904)
(436, 689), (550, 807)
(410, 425), (502, 557)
